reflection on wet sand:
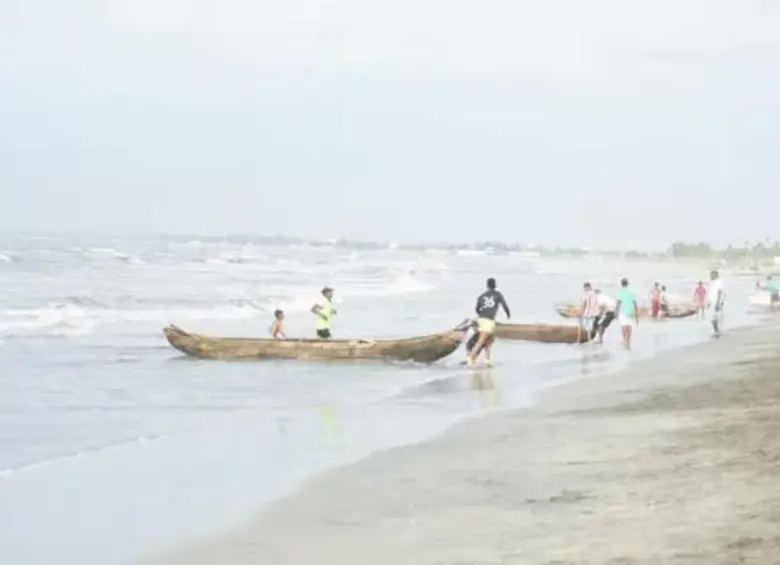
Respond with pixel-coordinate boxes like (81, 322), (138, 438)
(469, 371), (500, 409)
(579, 348), (613, 376)
(318, 405), (342, 446)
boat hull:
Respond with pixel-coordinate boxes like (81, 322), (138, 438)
(162, 324), (468, 363)
(494, 322), (590, 344)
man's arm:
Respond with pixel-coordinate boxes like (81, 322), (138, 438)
(633, 300), (640, 324)
(474, 296), (482, 316)
(500, 293), (511, 319)
(715, 289), (724, 310)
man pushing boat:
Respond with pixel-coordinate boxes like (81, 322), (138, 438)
(464, 277), (511, 367)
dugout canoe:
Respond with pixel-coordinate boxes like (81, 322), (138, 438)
(162, 323), (469, 363)
(494, 322), (590, 344)
(554, 303), (697, 319)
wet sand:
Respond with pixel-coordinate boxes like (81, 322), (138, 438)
(153, 325), (780, 565)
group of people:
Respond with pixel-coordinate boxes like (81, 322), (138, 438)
(268, 286), (337, 340)
(463, 269), (728, 367)
(267, 269), (734, 367)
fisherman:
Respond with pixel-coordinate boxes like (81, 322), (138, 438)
(579, 281), (600, 338)
(592, 288), (616, 343)
(707, 270), (725, 337)
(464, 277), (511, 367)
(659, 285), (670, 317)
(269, 309), (286, 339)
(615, 277), (640, 350)
(693, 281), (707, 318)
(311, 286), (337, 339)
(755, 275), (779, 310)
(649, 281), (662, 320)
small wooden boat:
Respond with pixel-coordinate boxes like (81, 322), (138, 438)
(162, 323), (469, 363)
(494, 322), (590, 344)
(554, 303), (697, 320)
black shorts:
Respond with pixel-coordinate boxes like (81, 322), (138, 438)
(660, 303), (669, 313)
(592, 311), (615, 337)
(600, 310), (616, 329)
(316, 329), (332, 339)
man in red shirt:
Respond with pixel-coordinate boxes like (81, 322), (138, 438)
(693, 281), (707, 318)
(649, 282), (661, 320)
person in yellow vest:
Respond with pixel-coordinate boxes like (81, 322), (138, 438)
(311, 286), (337, 338)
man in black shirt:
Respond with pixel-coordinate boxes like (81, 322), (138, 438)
(465, 277), (511, 367)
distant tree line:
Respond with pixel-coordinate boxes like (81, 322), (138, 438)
(668, 240), (780, 260)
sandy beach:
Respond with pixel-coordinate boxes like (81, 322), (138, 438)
(152, 322), (780, 565)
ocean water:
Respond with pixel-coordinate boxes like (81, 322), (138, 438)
(0, 232), (763, 565)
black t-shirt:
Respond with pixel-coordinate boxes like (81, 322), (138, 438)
(475, 289), (510, 321)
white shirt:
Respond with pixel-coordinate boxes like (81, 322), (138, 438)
(709, 279), (724, 307)
(581, 290), (600, 317)
(597, 294), (616, 312)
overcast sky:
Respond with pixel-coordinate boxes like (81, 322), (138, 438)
(1, 0), (779, 249)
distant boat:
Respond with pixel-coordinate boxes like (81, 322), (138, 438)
(555, 303), (698, 320)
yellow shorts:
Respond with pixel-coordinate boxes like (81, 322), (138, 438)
(476, 317), (496, 335)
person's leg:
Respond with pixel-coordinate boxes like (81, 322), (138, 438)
(466, 333), (487, 364)
(590, 315), (601, 341)
(466, 332), (480, 355)
(484, 335), (495, 366)
(598, 312), (613, 343)
(625, 325), (632, 350)
(711, 310), (720, 336)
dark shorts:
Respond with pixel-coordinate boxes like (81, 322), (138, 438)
(591, 311), (615, 338)
(316, 329), (332, 339)
(771, 291), (780, 303)
(660, 303), (669, 314)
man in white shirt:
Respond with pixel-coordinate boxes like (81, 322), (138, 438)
(707, 270), (725, 337)
(592, 289), (617, 343)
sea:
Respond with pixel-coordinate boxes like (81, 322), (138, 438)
(0, 232), (766, 565)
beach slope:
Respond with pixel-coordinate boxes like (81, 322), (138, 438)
(153, 328), (780, 565)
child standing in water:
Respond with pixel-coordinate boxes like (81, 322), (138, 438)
(269, 309), (286, 339)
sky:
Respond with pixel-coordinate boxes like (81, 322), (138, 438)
(1, 0), (779, 249)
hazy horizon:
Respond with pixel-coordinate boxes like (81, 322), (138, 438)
(2, 1), (779, 249)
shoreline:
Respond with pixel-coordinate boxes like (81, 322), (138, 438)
(149, 320), (780, 565)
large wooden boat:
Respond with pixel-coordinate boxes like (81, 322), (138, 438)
(162, 323), (469, 363)
(494, 322), (590, 344)
(554, 303), (697, 319)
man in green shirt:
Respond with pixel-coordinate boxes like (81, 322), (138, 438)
(311, 286), (337, 339)
(615, 278), (640, 350)
(756, 275), (779, 310)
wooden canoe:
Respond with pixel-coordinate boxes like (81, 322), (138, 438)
(554, 303), (697, 320)
(162, 323), (468, 363)
(494, 322), (590, 344)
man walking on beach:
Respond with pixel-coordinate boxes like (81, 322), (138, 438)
(649, 282), (661, 320)
(465, 277), (511, 367)
(579, 282), (600, 339)
(615, 278), (639, 350)
(708, 270), (725, 337)
(755, 275), (780, 310)
(693, 281), (707, 319)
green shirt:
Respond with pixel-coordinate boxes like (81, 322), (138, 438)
(316, 300), (334, 330)
(617, 288), (637, 317)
